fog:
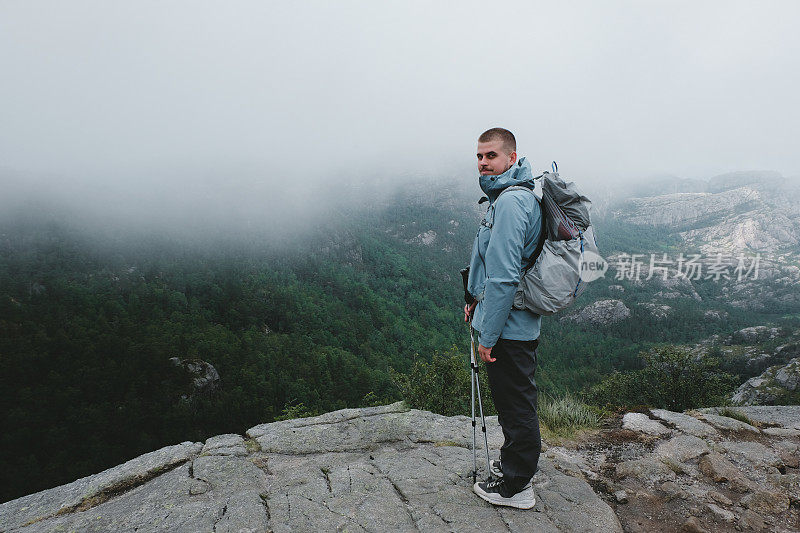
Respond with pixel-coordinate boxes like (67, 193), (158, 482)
(1, 1), (799, 234)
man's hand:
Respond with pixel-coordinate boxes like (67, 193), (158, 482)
(478, 344), (495, 363)
(464, 301), (477, 323)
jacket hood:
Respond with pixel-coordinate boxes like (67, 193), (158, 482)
(479, 157), (536, 202)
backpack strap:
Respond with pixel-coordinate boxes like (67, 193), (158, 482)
(495, 185), (548, 272)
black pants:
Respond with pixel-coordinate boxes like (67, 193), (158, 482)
(484, 337), (541, 492)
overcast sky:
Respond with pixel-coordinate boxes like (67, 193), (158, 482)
(1, 0), (799, 216)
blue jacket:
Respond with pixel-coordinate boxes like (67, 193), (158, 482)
(467, 157), (542, 347)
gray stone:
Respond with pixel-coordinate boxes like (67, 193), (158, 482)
(614, 490), (629, 503)
(738, 509), (766, 531)
(616, 457), (675, 482)
(768, 473), (800, 504)
(706, 490), (732, 506)
(659, 481), (689, 500)
(681, 515), (708, 532)
(720, 440), (784, 469)
(651, 409), (718, 437)
(698, 452), (754, 492)
(697, 413), (760, 433)
(0, 441), (202, 531)
(740, 489), (790, 514)
(772, 438), (799, 457)
(706, 503), (735, 522)
(654, 434), (710, 462)
(27, 456), (269, 533)
(622, 412), (672, 436)
(247, 402), (506, 455)
(15, 464), (221, 533)
(774, 358), (800, 390)
(762, 427), (800, 437)
(725, 405), (800, 429)
(201, 433), (248, 456)
(544, 446), (597, 480)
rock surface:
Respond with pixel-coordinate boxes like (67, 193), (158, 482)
(1, 403), (622, 533)
(4, 403), (800, 532)
(621, 412), (671, 436)
(0, 441), (203, 531)
(604, 406), (800, 532)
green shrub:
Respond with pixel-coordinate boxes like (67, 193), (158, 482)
(587, 344), (736, 411)
(274, 401), (319, 421)
(360, 391), (387, 407)
(392, 345), (494, 417)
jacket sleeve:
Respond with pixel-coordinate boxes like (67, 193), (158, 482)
(478, 192), (537, 348)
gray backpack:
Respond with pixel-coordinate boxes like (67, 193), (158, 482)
(499, 163), (599, 315)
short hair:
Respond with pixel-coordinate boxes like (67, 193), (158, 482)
(478, 128), (516, 154)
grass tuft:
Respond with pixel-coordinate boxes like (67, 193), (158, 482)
(717, 407), (755, 426)
(244, 438), (261, 453)
(539, 392), (601, 437)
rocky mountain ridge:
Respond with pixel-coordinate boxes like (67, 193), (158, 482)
(2, 402), (799, 532)
(733, 358), (800, 406)
(611, 171), (800, 256)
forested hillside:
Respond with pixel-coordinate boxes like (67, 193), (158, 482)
(2, 182), (798, 502)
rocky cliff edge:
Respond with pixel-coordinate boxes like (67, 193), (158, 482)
(1, 403), (798, 532)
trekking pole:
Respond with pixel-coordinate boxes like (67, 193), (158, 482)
(470, 324), (477, 483)
(469, 324), (492, 479)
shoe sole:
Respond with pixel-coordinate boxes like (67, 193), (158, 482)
(473, 482), (536, 510)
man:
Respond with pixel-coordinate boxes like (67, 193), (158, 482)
(464, 127), (542, 509)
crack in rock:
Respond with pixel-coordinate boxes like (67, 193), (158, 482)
(387, 475), (420, 531)
(61, 461), (189, 517)
(494, 506), (514, 532)
(421, 456), (439, 469)
(320, 467), (333, 493)
(259, 493), (271, 521)
(347, 465), (353, 493)
(301, 494), (373, 532)
(211, 502), (228, 533)
(369, 456), (425, 531)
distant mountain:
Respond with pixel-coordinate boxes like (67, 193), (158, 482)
(612, 171), (800, 255)
(627, 174), (710, 198)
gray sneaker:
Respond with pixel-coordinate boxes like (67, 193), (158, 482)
(473, 478), (536, 509)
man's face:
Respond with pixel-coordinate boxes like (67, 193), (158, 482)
(477, 140), (517, 176)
